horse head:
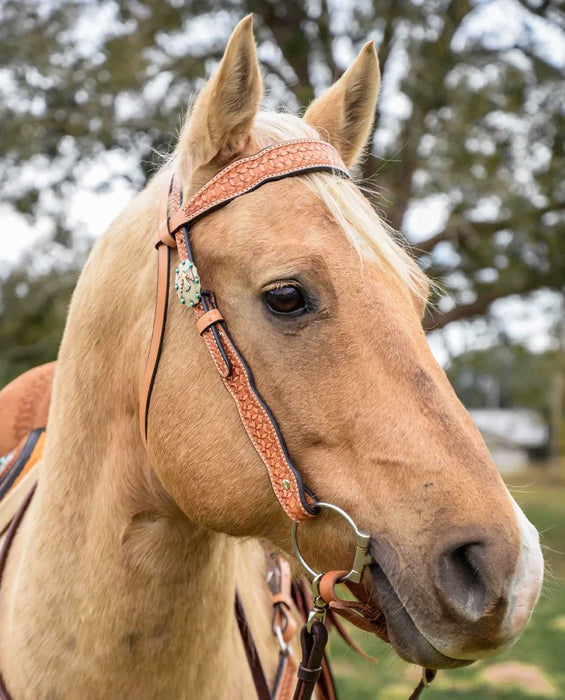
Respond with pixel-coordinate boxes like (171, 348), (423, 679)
(145, 16), (543, 671)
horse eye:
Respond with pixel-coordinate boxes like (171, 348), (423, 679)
(264, 285), (307, 315)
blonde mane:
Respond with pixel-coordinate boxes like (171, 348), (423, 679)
(252, 112), (429, 298)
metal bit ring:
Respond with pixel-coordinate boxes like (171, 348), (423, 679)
(291, 502), (373, 584)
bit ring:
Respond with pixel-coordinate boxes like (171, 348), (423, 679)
(291, 502), (372, 584)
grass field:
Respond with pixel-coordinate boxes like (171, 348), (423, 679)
(330, 472), (565, 699)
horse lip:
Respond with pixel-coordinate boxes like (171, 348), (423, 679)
(369, 563), (474, 670)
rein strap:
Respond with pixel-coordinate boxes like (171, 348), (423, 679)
(140, 139), (349, 523)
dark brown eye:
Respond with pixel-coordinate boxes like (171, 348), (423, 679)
(264, 285), (307, 315)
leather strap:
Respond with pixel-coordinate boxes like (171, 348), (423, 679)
(268, 556), (300, 700)
(140, 139), (350, 521)
(293, 621), (328, 700)
(139, 241), (171, 444)
(0, 483), (37, 700)
(319, 570), (384, 636)
(317, 571), (435, 699)
(192, 297), (316, 521)
(235, 592), (272, 700)
(273, 654), (299, 700)
(168, 140), (348, 235)
(269, 558), (298, 644)
(195, 308), (224, 335)
(290, 581), (336, 700)
(408, 669), (437, 700)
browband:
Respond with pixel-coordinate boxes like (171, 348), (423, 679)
(140, 139), (349, 522)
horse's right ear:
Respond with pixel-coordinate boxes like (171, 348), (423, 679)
(177, 15), (262, 182)
(304, 42), (380, 168)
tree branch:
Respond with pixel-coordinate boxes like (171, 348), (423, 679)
(423, 277), (560, 330)
(258, 1), (313, 106)
(378, 0), (472, 230)
(259, 57), (299, 95)
(408, 219), (480, 257)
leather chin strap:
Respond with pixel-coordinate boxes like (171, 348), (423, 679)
(140, 139), (349, 522)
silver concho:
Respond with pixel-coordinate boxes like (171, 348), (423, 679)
(174, 259), (201, 307)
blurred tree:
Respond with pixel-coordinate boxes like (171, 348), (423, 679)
(0, 0), (564, 382)
(0, 244), (83, 386)
(446, 339), (561, 412)
(445, 320), (565, 475)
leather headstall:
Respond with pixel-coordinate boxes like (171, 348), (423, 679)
(140, 139), (350, 523)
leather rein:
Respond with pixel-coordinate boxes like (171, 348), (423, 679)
(0, 139), (434, 699)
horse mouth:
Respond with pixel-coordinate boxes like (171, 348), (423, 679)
(367, 563), (473, 670)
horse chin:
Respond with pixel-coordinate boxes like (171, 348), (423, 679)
(368, 564), (474, 670)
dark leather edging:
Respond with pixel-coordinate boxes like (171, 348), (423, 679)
(0, 428), (44, 501)
(220, 322), (318, 516)
(169, 166), (349, 237)
(235, 592), (272, 700)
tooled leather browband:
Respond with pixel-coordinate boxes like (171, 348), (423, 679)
(140, 139), (349, 522)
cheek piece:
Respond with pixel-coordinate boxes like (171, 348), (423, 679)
(140, 138), (351, 523)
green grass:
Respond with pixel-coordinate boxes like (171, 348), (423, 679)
(329, 472), (565, 699)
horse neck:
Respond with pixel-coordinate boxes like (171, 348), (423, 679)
(0, 175), (276, 698)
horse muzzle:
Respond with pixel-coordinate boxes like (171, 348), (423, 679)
(366, 504), (543, 669)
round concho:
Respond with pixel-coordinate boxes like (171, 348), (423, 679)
(174, 259), (201, 307)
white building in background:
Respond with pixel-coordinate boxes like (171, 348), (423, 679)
(470, 409), (549, 474)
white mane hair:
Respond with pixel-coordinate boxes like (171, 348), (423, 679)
(253, 111), (429, 300)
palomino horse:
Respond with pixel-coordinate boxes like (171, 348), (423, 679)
(0, 16), (543, 700)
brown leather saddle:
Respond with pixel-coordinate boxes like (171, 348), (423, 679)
(0, 363), (55, 535)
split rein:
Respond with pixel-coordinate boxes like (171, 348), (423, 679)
(0, 140), (435, 700)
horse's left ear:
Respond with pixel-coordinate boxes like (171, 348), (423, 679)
(177, 15), (262, 182)
(304, 42), (380, 168)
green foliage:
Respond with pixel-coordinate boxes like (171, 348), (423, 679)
(446, 342), (561, 411)
(0, 0), (564, 382)
(0, 245), (82, 386)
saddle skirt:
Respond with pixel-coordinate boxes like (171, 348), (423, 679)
(0, 363), (54, 539)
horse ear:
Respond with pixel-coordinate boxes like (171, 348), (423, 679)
(177, 15), (262, 177)
(304, 42), (380, 168)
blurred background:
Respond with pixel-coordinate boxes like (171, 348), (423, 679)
(0, 0), (563, 697)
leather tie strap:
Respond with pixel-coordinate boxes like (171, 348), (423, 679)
(235, 592), (272, 700)
(319, 570), (383, 637)
(293, 620), (328, 700)
(140, 139), (350, 522)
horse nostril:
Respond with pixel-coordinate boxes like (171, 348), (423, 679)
(436, 541), (489, 622)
